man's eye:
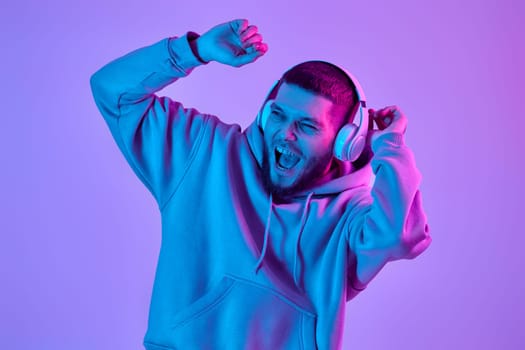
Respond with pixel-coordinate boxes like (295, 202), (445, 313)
(270, 111), (283, 120)
(300, 123), (317, 132)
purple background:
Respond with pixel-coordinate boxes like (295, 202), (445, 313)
(1, 0), (524, 348)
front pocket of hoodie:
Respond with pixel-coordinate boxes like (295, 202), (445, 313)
(156, 275), (318, 350)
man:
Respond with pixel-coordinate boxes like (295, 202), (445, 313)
(90, 18), (431, 350)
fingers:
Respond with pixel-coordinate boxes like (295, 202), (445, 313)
(230, 20), (265, 47)
(249, 42), (268, 54)
(240, 25), (258, 41)
(242, 33), (263, 47)
(369, 106), (397, 130)
(240, 25), (266, 53)
(228, 19), (269, 67)
(232, 43), (268, 67)
(229, 19), (249, 34)
(368, 106), (408, 134)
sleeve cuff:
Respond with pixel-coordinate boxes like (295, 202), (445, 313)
(371, 132), (405, 153)
(167, 32), (207, 73)
(187, 31), (209, 64)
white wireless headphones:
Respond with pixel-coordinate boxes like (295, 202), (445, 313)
(256, 61), (368, 162)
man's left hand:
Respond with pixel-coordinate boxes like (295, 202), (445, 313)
(367, 105), (408, 144)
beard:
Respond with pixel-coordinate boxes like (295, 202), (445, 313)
(261, 140), (333, 201)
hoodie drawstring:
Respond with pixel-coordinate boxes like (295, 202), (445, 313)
(293, 192), (313, 288)
(254, 192), (314, 291)
(254, 193), (273, 273)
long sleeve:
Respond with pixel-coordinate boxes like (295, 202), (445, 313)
(346, 132), (432, 291)
(90, 33), (209, 209)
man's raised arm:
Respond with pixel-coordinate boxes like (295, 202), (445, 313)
(346, 106), (432, 295)
(89, 19), (267, 209)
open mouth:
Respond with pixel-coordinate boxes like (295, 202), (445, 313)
(274, 145), (301, 170)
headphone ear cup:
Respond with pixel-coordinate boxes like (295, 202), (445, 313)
(347, 133), (366, 162)
(333, 123), (358, 161)
(257, 99), (274, 131)
(334, 105), (369, 162)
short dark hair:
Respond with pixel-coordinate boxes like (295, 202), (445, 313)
(280, 61), (359, 125)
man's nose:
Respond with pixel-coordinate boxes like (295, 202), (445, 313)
(281, 122), (297, 141)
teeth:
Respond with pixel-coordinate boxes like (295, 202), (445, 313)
(276, 146), (297, 157)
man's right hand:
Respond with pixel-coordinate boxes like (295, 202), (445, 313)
(195, 19), (268, 67)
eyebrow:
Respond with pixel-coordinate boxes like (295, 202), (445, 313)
(271, 103), (322, 126)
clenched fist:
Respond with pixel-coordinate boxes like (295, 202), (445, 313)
(194, 19), (268, 67)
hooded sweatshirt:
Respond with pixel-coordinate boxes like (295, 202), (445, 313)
(90, 32), (432, 350)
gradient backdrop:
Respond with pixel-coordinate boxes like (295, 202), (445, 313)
(1, 0), (524, 349)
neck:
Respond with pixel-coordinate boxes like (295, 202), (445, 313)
(307, 158), (343, 189)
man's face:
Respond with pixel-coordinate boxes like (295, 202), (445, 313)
(261, 82), (347, 199)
